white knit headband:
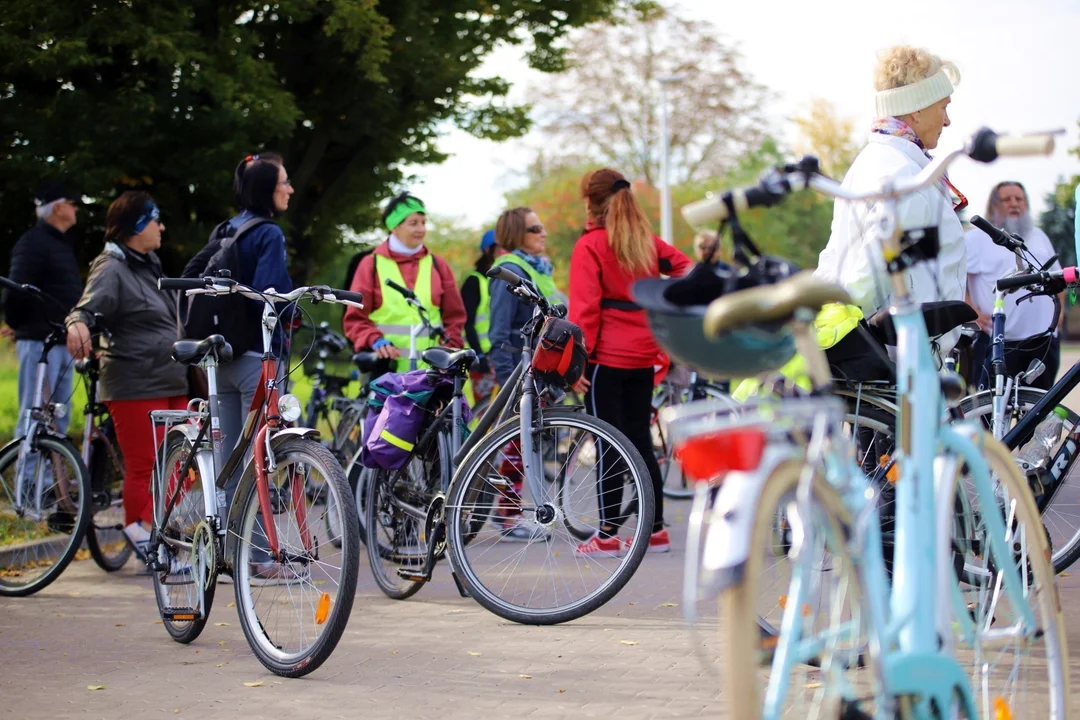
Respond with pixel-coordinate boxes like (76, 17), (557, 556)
(875, 69), (954, 117)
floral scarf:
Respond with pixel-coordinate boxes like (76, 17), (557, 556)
(512, 248), (553, 276)
(871, 116), (930, 158)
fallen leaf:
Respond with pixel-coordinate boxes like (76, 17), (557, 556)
(519, 674), (532, 680)
(227, 601), (237, 608)
(174, 710), (180, 714)
(273, 681), (282, 685)
(154, 620), (163, 625)
(1061, 572), (1071, 578)
(217, 663), (225, 668)
(390, 650), (399, 655)
(804, 682), (822, 689)
(218, 641), (226, 646)
(243, 681), (264, 688)
(558, 689), (566, 694)
(628, 602), (635, 606)
(115, 623), (126, 627)
(657, 602), (678, 608)
(620, 640), (639, 646)
(446, 609), (465, 614)
(87, 685), (105, 691)
(215, 622), (231, 627)
(467, 651), (483, 657)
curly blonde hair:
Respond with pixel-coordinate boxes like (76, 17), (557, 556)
(874, 46), (960, 91)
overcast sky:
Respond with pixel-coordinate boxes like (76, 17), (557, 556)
(405, 0), (1080, 232)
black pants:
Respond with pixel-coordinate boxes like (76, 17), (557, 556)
(970, 332), (1060, 392)
(585, 364), (663, 535)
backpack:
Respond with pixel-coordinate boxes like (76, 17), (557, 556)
(182, 217), (272, 356)
(530, 317), (588, 389)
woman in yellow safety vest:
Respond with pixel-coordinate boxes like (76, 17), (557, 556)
(343, 193), (466, 360)
(461, 228), (498, 402)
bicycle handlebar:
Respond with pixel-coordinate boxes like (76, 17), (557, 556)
(159, 277), (209, 291)
(385, 279), (416, 301)
(157, 276), (365, 310)
(970, 215), (1024, 253)
(0, 276), (27, 293)
(682, 128), (1061, 227)
(996, 267), (1078, 293)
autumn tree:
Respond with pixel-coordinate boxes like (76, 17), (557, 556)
(791, 98), (862, 179)
(0, 0), (622, 281)
(532, 2), (767, 186)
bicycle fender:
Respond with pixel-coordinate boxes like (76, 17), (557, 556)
(224, 427), (321, 558)
(699, 445), (803, 597)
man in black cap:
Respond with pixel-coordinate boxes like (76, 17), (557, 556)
(3, 182), (84, 437)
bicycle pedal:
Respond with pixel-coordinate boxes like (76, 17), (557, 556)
(161, 607), (202, 622)
(396, 568), (428, 583)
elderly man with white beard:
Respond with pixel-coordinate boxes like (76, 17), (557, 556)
(965, 181), (1064, 390)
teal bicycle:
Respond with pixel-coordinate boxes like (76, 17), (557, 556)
(664, 128), (1067, 718)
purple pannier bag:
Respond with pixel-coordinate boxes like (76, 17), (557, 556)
(360, 370), (458, 470)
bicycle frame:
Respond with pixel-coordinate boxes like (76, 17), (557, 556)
(13, 332), (69, 521)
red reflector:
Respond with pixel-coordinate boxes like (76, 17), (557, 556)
(674, 428), (767, 482)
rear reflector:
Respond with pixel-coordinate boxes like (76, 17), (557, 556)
(674, 428), (767, 482)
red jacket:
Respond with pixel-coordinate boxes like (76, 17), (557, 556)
(342, 240), (466, 351)
(569, 229), (693, 369)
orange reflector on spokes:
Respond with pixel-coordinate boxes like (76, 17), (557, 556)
(315, 592), (331, 625)
(777, 595), (813, 617)
(993, 697), (1013, 720)
(674, 427), (767, 483)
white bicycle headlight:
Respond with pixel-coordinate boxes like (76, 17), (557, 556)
(278, 394), (302, 423)
(50, 402), (68, 421)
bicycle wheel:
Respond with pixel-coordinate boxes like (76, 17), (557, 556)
(151, 431), (215, 644)
(232, 437), (359, 678)
(943, 433), (1069, 718)
(961, 388), (1080, 573)
(0, 434), (92, 597)
(719, 459), (882, 719)
(364, 432), (448, 600)
(446, 408), (655, 625)
(86, 421), (132, 572)
(652, 382), (734, 500)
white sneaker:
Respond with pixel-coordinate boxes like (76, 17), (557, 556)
(123, 522), (152, 562)
(500, 517), (552, 544)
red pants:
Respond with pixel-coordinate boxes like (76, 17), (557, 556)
(106, 396), (188, 526)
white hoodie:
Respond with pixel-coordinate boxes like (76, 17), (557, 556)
(814, 132), (966, 355)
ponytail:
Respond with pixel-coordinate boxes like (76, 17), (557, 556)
(580, 168), (655, 275)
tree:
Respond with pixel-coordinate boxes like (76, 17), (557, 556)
(791, 98), (861, 180)
(0, 0), (621, 281)
(1040, 176), (1078, 268)
(532, 2), (767, 187)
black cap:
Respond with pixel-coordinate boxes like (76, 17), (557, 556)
(33, 181), (79, 206)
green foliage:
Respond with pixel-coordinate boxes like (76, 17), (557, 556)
(0, 0), (621, 282)
(1041, 176), (1079, 268)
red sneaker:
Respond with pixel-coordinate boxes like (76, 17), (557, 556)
(624, 528), (670, 554)
(574, 534), (623, 558)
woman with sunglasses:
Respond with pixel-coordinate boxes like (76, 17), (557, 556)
(65, 191), (189, 560)
(815, 45), (967, 356)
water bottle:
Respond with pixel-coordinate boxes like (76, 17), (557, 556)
(1015, 406), (1068, 473)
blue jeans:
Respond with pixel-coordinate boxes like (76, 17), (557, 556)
(16, 340), (73, 438)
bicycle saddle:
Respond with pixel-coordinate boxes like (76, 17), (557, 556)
(868, 301), (977, 346)
(421, 347), (476, 372)
(172, 334), (233, 366)
(351, 351), (393, 375)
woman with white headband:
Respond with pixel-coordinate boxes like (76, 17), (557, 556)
(815, 45), (966, 356)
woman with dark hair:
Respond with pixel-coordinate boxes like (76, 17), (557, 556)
(569, 169), (693, 557)
(342, 192), (465, 359)
(65, 191), (188, 559)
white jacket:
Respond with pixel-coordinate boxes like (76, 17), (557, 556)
(814, 133), (966, 354)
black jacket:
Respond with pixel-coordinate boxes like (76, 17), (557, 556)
(3, 221), (83, 341)
(66, 243), (188, 402)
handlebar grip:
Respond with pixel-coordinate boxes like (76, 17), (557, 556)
(970, 216), (1021, 251)
(996, 134), (1055, 158)
(332, 289), (364, 305)
(996, 272), (1053, 292)
(0, 276), (22, 292)
(681, 193), (729, 227)
(486, 266), (523, 287)
(385, 279), (415, 299)
(159, 278), (208, 291)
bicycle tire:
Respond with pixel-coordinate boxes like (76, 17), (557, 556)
(0, 434), (92, 597)
(86, 423), (132, 572)
(233, 436), (359, 678)
(151, 431), (215, 644)
(961, 387), (1080, 573)
(364, 467), (425, 600)
(446, 408), (655, 625)
(942, 431), (1069, 718)
(718, 459), (880, 718)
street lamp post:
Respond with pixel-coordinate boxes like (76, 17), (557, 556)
(658, 74), (685, 245)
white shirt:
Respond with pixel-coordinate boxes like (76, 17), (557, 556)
(965, 226), (1061, 340)
(815, 133), (966, 354)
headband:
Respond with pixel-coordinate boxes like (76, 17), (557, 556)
(385, 196), (426, 231)
(132, 201), (160, 235)
(875, 69), (954, 117)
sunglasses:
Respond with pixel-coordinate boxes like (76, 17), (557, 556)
(944, 176), (968, 213)
(525, 224), (544, 234)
